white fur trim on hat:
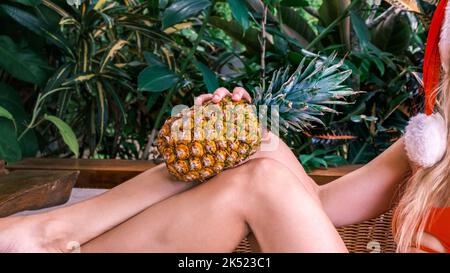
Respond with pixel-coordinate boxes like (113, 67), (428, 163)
(404, 113), (447, 168)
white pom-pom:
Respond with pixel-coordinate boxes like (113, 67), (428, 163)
(404, 113), (447, 168)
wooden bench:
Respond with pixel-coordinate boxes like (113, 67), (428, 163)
(6, 158), (363, 187)
(3, 158), (395, 252)
(6, 158), (156, 189)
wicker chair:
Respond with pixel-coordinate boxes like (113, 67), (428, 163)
(235, 209), (396, 253)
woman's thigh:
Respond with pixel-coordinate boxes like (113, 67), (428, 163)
(81, 158), (346, 252)
(81, 162), (251, 252)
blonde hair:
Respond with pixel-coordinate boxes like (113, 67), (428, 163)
(393, 72), (450, 252)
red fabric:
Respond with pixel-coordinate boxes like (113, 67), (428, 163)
(424, 0), (448, 115)
(423, 207), (450, 253)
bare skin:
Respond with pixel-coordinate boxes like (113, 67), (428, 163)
(82, 159), (346, 252)
(0, 164), (195, 252)
(0, 87), (445, 252)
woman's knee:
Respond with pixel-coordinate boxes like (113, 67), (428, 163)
(210, 158), (317, 208)
(220, 158), (286, 195)
(238, 158), (303, 196)
(234, 159), (325, 219)
(251, 133), (319, 194)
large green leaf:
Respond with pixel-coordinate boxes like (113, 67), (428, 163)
(227, 0), (249, 31)
(350, 11), (370, 46)
(0, 83), (38, 157)
(194, 60), (219, 93)
(0, 124), (22, 163)
(14, 0), (42, 6)
(162, 0), (211, 29)
(350, 10), (390, 73)
(0, 105), (16, 131)
(209, 16), (262, 54)
(281, 0), (309, 7)
(138, 65), (180, 92)
(0, 87), (21, 163)
(44, 114), (79, 158)
(144, 52), (166, 67)
(0, 35), (49, 85)
(280, 6), (317, 46)
(0, 4), (74, 58)
(371, 13), (412, 55)
(0, 4), (45, 36)
(0, 83), (26, 118)
(318, 0), (351, 49)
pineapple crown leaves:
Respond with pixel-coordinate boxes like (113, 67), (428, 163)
(254, 53), (360, 133)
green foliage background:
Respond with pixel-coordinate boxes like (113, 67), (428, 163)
(0, 0), (436, 171)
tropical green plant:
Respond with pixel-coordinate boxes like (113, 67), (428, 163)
(0, 0), (439, 172)
(136, 0), (431, 166)
(0, 78), (78, 162)
(0, 0), (171, 160)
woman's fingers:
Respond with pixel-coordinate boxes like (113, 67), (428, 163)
(232, 87), (251, 103)
(195, 87), (251, 106)
(212, 87), (231, 103)
(194, 94), (213, 106)
(231, 87), (244, 101)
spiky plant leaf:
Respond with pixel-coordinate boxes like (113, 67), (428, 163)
(255, 53), (358, 133)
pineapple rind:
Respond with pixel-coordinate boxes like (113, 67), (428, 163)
(157, 98), (261, 182)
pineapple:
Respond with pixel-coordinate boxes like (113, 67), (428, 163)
(156, 54), (358, 182)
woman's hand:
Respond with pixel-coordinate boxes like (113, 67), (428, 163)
(194, 86), (271, 140)
(194, 87), (252, 106)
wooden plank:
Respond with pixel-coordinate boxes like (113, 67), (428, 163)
(308, 164), (363, 185)
(8, 158), (155, 172)
(7, 158), (362, 189)
(7, 158), (155, 189)
(0, 170), (79, 217)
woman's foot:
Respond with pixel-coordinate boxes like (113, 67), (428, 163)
(0, 215), (73, 253)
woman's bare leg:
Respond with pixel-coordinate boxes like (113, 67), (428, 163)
(82, 159), (346, 253)
(0, 131), (321, 253)
(0, 165), (194, 252)
(0, 133), (310, 252)
(254, 134), (411, 227)
(251, 132), (320, 198)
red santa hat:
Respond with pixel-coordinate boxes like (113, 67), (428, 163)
(424, 0), (450, 114)
(405, 0), (450, 168)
